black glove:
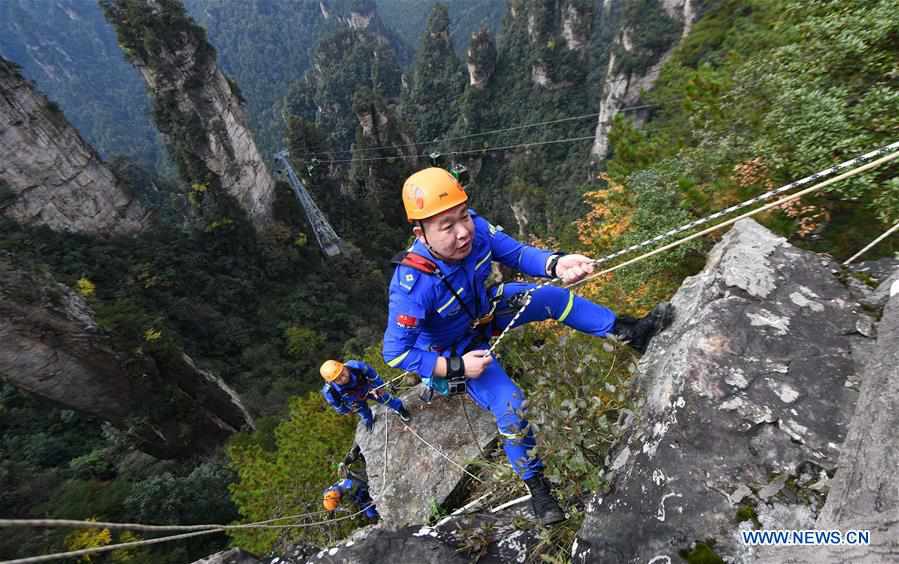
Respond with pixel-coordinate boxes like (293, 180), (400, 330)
(364, 415), (376, 432)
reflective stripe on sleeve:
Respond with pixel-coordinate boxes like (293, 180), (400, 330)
(386, 350), (411, 368)
(557, 291), (575, 323)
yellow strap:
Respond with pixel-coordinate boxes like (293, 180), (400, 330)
(557, 290), (575, 323)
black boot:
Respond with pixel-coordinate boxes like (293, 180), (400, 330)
(611, 302), (675, 354)
(524, 475), (565, 526)
(395, 405), (411, 423)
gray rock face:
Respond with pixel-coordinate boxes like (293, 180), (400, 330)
(758, 270), (899, 563)
(355, 387), (497, 528)
(573, 219), (867, 563)
(591, 0), (695, 158)
(191, 549), (261, 564)
(0, 57), (149, 235)
(302, 526), (467, 564)
(466, 28), (496, 90)
(102, 0), (274, 229)
(0, 254), (254, 459)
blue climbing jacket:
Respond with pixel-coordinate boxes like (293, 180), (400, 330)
(382, 209), (552, 382)
(321, 360), (384, 418)
(324, 477), (377, 518)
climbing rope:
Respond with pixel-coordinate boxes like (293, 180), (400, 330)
(488, 145), (899, 354)
(843, 219), (899, 266)
(460, 395), (487, 458)
(381, 409), (390, 500)
(0, 504), (377, 564)
(401, 422), (483, 483)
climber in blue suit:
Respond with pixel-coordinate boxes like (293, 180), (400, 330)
(382, 168), (673, 525)
(320, 359), (411, 431)
(323, 477), (379, 521)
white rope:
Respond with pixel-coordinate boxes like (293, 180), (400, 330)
(489, 494), (532, 513)
(0, 504), (377, 564)
(0, 509), (329, 533)
(488, 146), (899, 353)
(843, 220), (899, 265)
(381, 409), (390, 500)
(434, 491), (496, 527)
(401, 423), (483, 483)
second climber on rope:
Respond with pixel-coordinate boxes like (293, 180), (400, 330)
(381, 167), (674, 526)
(323, 473), (380, 523)
(320, 359), (412, 431)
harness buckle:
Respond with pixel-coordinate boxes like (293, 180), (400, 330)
(469, 299), (497, 330)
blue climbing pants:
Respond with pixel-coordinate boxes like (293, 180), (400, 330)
(358, 393), (404, 425)
(465, 283), (616, 480)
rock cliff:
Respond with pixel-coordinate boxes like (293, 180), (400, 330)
(0, 57), (150, 235)
(573, 219), (878, 562)
(101, 0), (274, 229)
(0, 252), (254, 459)
(591, 0), (695, 158)
(466, 26), (496, 90)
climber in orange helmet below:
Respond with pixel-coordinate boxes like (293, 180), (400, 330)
(320, 359), (411, 432)
(382, 167), (674, 526)
(323, 477), (379, 522)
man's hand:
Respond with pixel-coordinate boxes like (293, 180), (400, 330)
(363, 415), (376, 432)
(461, 350), (492, 379)
(555, 254), (595, 284)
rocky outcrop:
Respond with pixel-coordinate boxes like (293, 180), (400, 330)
(0, 253), (254, 459)
(591, 0), (695, 158)
(101, 0), (274, 229)
(759, 270), (899, 563)
(319, 0), (386, 42)
(190, 549), (262, 564)
(513, 0), (593, 88)
(355, 388), (496, 528)
(466, 27), (496, 90)
(561, 0), (592, 51)
(573, 219), (870, 563)
(0, 57), (150, 235)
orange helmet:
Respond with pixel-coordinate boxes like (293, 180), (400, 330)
(323, 490), (341, 511)
(320, 360), (344, 382)
(402, 168), (468, 222)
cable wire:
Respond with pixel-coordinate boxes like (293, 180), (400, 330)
(322, 135), (597, 165)
(291, 112), (602, 158)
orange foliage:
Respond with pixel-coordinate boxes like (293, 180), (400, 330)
(576, 175), (634, 253)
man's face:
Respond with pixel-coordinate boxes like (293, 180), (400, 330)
(415, 203), (474, 262)
(334, 367), (350, 386)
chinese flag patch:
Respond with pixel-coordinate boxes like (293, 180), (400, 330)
(396, 314), (418, 328)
